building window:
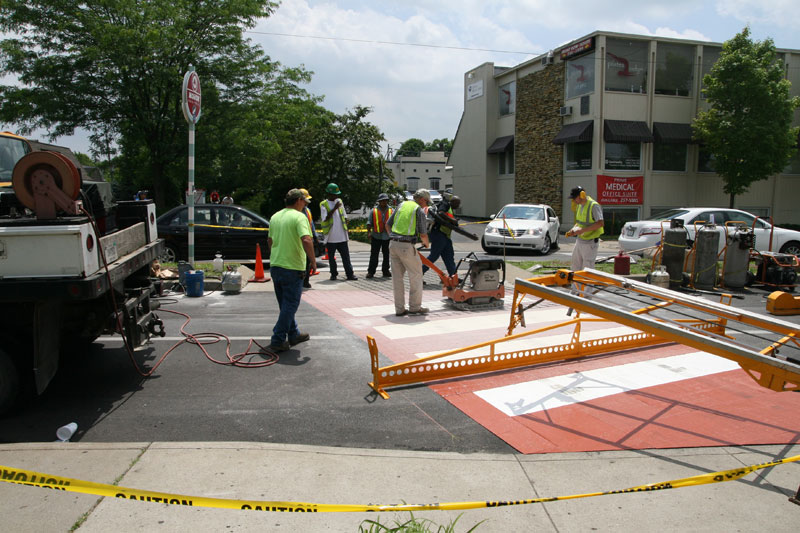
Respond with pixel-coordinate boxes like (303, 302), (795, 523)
(605, 39), (648, 93)
(429, 178), (440, 190)
(566, 142), (592, 171)
(697, 147), (716, 172)
(407, 177), (419, 191)
(499, 81), (516, 115)
(701, 46), (721, 98)
(566, 52), (595, 99)
(498, 144), (514, 175)
(655, 43), (694, 96)
(653, 144), (687, 171)
(605, 142), (641, 170)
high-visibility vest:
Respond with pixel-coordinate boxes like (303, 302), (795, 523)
(371, 207), (393, 234)
(303, 207), (315, 231)
(575, 196), (604, 240)
(319, 200), (348, 235)
(392, 201), (419, 236)
(439, 207), (455, 238)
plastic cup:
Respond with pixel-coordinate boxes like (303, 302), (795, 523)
(56, 422), (78, 441)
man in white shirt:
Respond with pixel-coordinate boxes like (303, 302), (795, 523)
(319, 183), (357, 281)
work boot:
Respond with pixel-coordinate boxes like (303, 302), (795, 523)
(382, 272), (392, 278)
(267, 341), (290, 353)
(289, 333), (310, 346)
(346, 275), (358, 281)
(395, 309), (408, 316)
(366, 273), (375, 278)
(409, 307), (429, 315)
(330, 274), (338, 280)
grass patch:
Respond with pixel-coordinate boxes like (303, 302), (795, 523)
(513, 258), (654, 276)
(359, 511), (484, 532)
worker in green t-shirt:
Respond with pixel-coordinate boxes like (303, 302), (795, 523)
(267, 189), (317, 352)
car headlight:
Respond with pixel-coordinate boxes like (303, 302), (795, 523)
(527, 228), (542, 236)
(486, 226), (499, 235)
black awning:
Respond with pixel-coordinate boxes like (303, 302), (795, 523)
(604, 120), (654, 143)
(653, 122), (694, 144)
(487, 135), (514, 154)
(552, 120), (593, 145)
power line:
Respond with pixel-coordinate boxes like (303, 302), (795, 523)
(245, 30), (538, 56)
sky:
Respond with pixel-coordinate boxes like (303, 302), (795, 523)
(8, 0), (800, 157)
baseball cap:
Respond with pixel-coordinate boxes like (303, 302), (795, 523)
(285, 188), (306, 202)
(377, 193), (389, 201)
(569, 186), (584, 199)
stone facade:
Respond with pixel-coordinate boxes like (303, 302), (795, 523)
(515, 63), (566, 217)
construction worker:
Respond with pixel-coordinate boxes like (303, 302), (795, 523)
(366, 193), (393, 278)
(319, 183), (357, 280)
(267, 189), (317, 352)
(299, 188), (318, 289)
(423, 195), (461, 278)
(566, 186), (604, 270)
(387, 189), (431, 316)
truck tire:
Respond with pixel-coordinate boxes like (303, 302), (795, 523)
(0, 348), (20, 416)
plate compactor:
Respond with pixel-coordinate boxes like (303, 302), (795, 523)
(419, 251), (506, 310)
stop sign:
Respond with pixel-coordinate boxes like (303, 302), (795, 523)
(182, 70), (202, 124)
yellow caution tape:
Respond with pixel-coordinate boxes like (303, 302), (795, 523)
(2, 453), (798, 513)
(189, 223), (269, 232)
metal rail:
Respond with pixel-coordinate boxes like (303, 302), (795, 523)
(368, 269), (800, 399)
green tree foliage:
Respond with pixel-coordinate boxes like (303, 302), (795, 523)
(396, 138), (425, 159)
(424, 138), (453, 156)
(693, 28), (800, 207)
(0, 0), (280, 208)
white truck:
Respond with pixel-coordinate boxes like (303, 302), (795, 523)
(0, 132), (165, 414)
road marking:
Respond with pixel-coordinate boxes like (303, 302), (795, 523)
(474, 351), (741, 417)
(97, 335), (345, 342)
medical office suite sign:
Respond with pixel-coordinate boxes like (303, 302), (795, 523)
(596, 175), (643, 205)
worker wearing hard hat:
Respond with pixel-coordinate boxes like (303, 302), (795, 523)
(319, 183), (357, 281)
(566, 186), (604, 270)
(366, 193), (393, 279)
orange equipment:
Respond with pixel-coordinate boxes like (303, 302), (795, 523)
(248, 243), (270, 282)
(419, 251), (505, 310)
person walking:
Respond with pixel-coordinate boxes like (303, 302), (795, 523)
(387, 189), (431, 316)
(566, 186), (604, 270)
(423, 195), (461, 278)
(267, 189), (317, 352)
(319, 183), (357, 281)
(366, 193), (393, 279)
(299, 188), (319, 289)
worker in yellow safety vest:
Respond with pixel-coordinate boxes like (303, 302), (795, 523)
(565, 186), (604, 271)
(387, 190), (431, 316)
(366, 193), (394, 278)
(319, 183), (357, 281)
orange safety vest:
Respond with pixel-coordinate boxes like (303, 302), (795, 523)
(371, 207), (393, 234)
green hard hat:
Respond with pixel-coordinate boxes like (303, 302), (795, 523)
(326, 183), (341, 195)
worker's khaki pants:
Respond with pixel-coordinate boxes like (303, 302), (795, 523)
(389, 240), (423, 313)
(571, 238), (599, 271)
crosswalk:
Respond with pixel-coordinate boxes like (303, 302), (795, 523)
(301, 277), (800, 454)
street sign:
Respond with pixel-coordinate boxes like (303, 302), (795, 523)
(182, 70), (202, 124)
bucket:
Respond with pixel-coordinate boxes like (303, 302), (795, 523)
(184, 270), (204, 297)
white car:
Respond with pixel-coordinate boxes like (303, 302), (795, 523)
(619, 207), (800, 256)
(482, 204), (560, 255)
(428, 190), (443, 204)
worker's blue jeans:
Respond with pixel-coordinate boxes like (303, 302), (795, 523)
(270, 266), (303, 346)
(423, 229), (457, 276)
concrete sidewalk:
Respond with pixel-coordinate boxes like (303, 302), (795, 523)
(1, 441), (798, 531)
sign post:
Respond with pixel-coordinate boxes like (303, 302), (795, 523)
(182, 66), (202, 266)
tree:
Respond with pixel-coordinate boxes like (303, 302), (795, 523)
(424, 138), (453, 156)
(396, 138), (425, 159)
(0, 0), (281, 209)
(693, 27), (800, 208)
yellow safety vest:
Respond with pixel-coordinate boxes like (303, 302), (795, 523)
(319, 200), (348, 235)
(575, 196), (604, 240)
(392, 201), (419, 236)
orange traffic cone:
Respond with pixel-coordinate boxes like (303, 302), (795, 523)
(321, 253), (329, 260)
(249, 244), (270, 282)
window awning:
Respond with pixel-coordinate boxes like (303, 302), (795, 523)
(653, 122), (695, 144)
(604, 120), (654, 143)
(552, 120), (593, 145)
(487, 135), (514, 154)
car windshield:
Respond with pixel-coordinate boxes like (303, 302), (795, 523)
(497, 205), (545, 220)
(648, 208), (691, 222)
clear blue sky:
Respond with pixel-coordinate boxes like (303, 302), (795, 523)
(10, 0), (800, 157)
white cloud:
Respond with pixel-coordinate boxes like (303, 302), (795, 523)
(716, 0), (800, 28)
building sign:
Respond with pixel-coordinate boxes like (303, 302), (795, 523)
(560, 37), (595, 60)
(467, 80), (483, 101)
(597, 175), (643, 205)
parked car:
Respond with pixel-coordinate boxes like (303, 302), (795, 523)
(618, 207), (800, 256)
(157, 204), (271, 262)
(428, 190), (443, 204)
(481, 203), (560, 255)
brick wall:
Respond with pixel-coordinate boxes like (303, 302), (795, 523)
(515, 64), (566, 217)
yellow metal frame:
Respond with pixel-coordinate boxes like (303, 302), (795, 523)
(368, 269), (800, 399)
